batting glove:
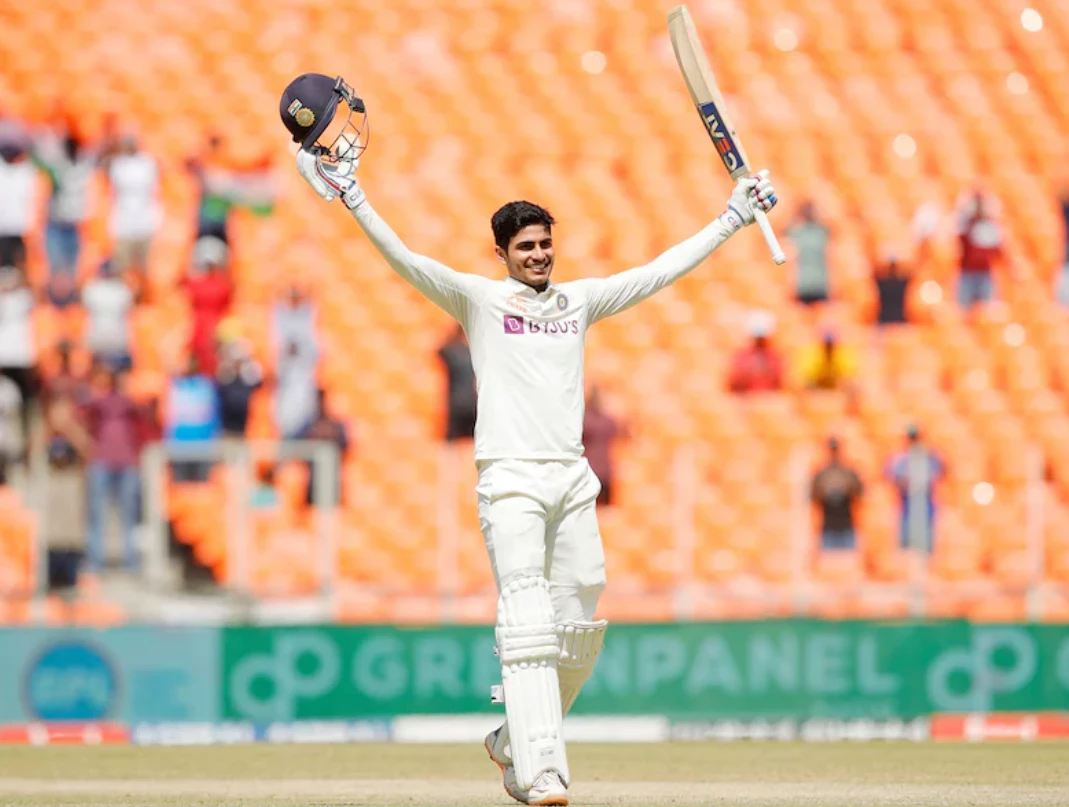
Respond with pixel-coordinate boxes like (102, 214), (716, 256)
(721, 170), (777, 230)
(296, 148), (366, 210)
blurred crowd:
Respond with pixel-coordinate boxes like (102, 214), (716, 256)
(724, 187), (1029, 557)
(1, 102), (1063, 584)
(0, 110), (364, 580)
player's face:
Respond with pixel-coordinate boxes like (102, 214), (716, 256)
(499, 224), (555, 288)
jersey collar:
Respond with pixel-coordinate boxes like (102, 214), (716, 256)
(504, 276), (554, 296)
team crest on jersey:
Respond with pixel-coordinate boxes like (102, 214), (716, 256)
(556, 294), (568, 311)
(506, 295), (530, 313)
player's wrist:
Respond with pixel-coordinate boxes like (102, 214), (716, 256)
(719, 205), (745, 233)
(342, 185), (366, 210)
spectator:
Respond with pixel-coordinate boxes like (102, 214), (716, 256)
(438, 324), (476, 441)
(187, 135), (233, 244)
(0, 113), (31, 161)
(106, 133), (160, 296)
(250, 463), (280, 510)
(795, 328), (859, 393)
(874, 250), (910, 326)
(42, 342), (91, 533)
(727, 310), (784, 393)
(46, 270), (81, 310)
(81, 368), (144, 572)
(955, 189), (1003, 310)
(296, 388), (350, 507)
(34, 120), (96, 277)
(165, 355), (221, 482)
(43, 377), (90, 556)
(0, 266), (37, 452)
(181, 237), (233, 377)
(216, 337), (263, 441)
(583, 386), (627, 507)
(1057, 183), (1069, 306)
(786, 200), (831, 305)
(0, 130), (35, 273)
(811, 437), (864, 550)
(229, 153), (278, 219)
(885, 424), (944, 552)
(0, 374), (21, 484)
(43, 340), (88, 408)
(186, 136), (276, 245)
(82, 259), (135, 372)
(273, 285), (320, 438)
(96, 112), (123, 163)
(191, 233), (228, 271)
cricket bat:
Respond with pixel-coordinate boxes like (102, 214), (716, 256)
(667, 4), (786, 265)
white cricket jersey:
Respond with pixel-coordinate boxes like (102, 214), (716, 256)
(351, 201), (739, 461)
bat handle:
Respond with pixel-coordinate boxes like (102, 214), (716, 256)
(754, 209), (786, 265)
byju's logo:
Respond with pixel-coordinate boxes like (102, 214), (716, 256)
(503, 315), (579, 336)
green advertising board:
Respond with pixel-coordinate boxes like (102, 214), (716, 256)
(220, 621), (1069, 721)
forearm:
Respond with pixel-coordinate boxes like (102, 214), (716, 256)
(346, 197), (473, 319)
(639, 213), (739, 287)
(347, 198), (420, 278)
(587, 213), (739, 321)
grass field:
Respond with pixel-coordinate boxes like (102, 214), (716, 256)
(1, 742), (1068, 807)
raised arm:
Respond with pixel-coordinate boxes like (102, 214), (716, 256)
(580, 173), (778, 323)
(295, 149), (485, 323)
(348, 200), (483, 322)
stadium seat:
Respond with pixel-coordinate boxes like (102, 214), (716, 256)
(3, 0), (1069, 621)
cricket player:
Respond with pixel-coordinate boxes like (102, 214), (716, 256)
(280, 73), (777, 806)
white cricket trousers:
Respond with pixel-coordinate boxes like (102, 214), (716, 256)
(476, 458), (606, 623)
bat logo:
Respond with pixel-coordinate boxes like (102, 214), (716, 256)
(698, 101), (740, 173)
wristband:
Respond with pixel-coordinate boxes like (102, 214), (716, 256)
(719, 205), (745, 233)
(342, 186), (366, 210)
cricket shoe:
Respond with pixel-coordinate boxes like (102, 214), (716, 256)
(485, 726), (524, 804)
(485, 725), (513, 768)
(485, 727), (568, 805)
(527, 771), (569, 806)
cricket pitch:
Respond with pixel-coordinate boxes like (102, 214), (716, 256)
(1, 742), (1067, 807)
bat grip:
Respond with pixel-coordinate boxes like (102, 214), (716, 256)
(754, 209), (786, 265)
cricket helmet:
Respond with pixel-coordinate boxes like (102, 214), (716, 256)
(279, 73), (369, 163)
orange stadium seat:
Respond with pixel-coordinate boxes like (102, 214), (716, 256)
(3, 0), (1069, 621)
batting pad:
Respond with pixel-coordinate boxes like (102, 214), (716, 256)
(496, 575), (569, 791)
(557, 619), (608, 715)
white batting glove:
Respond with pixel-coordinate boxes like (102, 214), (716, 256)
(720, 170), (777, 230)
(296, 148), (366, 210)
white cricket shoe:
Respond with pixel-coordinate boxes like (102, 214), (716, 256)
(527, 771), (568, 806)
(485, 725), (512, 767)
(485, 727), (568, 805)
(485, 726), (525, 804)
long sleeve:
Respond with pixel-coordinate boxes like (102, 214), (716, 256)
(577, 216), (737, 323)
(350, 200), (487, 324)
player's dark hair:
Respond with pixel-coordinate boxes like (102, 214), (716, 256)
(491, 201), (556, 251)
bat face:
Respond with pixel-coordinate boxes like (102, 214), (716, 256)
(668, 3), (785, 265)
(698, 100), (747, 176)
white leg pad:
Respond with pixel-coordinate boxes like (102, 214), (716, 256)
(557, 619), (608, 714)
(488, 619), (608, 769)
(496, 574), (569, 791)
